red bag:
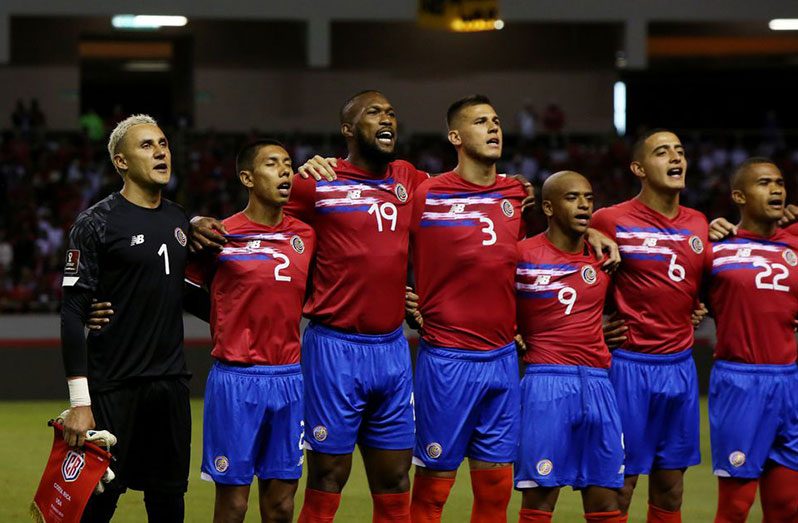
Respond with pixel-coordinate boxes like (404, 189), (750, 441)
(30, 421), (112, 523)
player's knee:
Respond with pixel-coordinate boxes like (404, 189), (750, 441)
(584, 494), (620, 514)
(261, 494), (294, 523)
(617, 483), (636, 512)
(218, 496), (248, 523)
(371, 467), (410, 493)
(308, 466), (348, 492)
(651, 480), (683, 511)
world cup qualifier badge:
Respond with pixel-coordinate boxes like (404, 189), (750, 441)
(581, 265), (597, 285)
(64, 249), (80, 275)
(783, 249), (798, 267)
(395, 183), (408, 203)
(291, 235), (305, 254)
(174, 227), (188, 247)
(688, 235), (704, 254)
(501, 199), (514, 218)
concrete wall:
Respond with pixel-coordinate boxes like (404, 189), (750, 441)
(0, 65), (616, 133)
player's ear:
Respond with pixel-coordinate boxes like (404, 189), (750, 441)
(341, 122), (354, 139)
(541, 199), (554, 218)
(731, 189), (746, 206)
(112, 153), (127, 174)
(447, 129), (461, 147)
(238, 170), (254, 189)
(629, 160), (645, 180)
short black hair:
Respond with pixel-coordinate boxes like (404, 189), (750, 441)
(446, 94), (493, 129)
(340, 90), (384, 124)
(236, 139), (286, 173)
(631, 128), (677, 161)
(731, 157), (778, 190)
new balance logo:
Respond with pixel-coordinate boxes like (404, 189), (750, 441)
(130, 234), (145, 246)
(451, 203), (465, 213)
(534, 275), (551, 285)
(643, 237), (658, 247)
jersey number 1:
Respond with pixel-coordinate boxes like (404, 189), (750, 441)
(158, 243), (170, 275)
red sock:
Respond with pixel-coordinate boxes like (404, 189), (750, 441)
(373, 492), (410, 523)
(714, 477), (757, 523)
(647, 504), (681, 523)
(470, 466), (513, 523)
(519, 509), (553, 522)
(618, 514), (629, 523)
(298, 488), (341, 523)
(585, 510), (624, 522)
(760, 464), (798, 522)
(410, 474), (455, 523)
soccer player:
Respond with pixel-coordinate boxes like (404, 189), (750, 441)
(707, 158), (798, 523)
(408, 96), (617, 523)
(184, 140), (315, 522)
(192, 91), (428, 522)
(590, 129), (709, 523)
(514, 171), (624, 523)
(60, 114), (191, 522)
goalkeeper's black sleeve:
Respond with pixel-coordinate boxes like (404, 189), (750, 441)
(60, 287), (92, 377)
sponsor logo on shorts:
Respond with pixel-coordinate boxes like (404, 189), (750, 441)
(61, 449), (85, 482)
(729, 451), (746, 468)
(581, 265), (597, 285)
(426, 443), (443, 460)
(783, 249), (798, 267)
(689, 235), (704, 254)
(291, 235), (305, 254)
(536, 459), (553, 476)
(313, 425), (328, 442)
(175, 227), (187, 247)
(64, 249), (81, 275)
(214, 455), (229, 473)
(501, 199), (514, 218)
(395, 183), (408, 203)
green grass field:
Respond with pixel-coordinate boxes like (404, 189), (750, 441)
(0, 399), (761, 522)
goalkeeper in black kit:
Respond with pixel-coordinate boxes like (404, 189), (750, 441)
(60, 114), (199, 522)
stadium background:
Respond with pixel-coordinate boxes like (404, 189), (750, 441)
(2, 0), (798, 520)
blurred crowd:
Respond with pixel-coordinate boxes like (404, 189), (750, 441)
(2, 109), (798, 313)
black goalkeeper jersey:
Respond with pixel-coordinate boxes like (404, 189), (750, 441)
(63, 192), (190, 392)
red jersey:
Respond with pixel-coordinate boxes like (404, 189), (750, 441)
(516, 234), (611, 368)
(285, 159), (427, 334)
(590, 198), (710, 355)
(185, 212), (315, 365)
(411, 172), (526, 350)
(709, 229), (798, 364)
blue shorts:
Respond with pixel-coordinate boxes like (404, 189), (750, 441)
(413, 341), (520, 471)
(710, 360), (798, 478)
(201, 361), (304, 484)
(609, 349), (700, 475)
(301, 322), (415, 454)
(515, 365), (624, 490)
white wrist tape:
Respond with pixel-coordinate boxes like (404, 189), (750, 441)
(67, 377), (92, 407)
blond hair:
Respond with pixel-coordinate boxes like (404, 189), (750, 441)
(107, 114), (159, 174)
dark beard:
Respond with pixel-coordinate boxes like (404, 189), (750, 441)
(355, 128), (397, 167)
